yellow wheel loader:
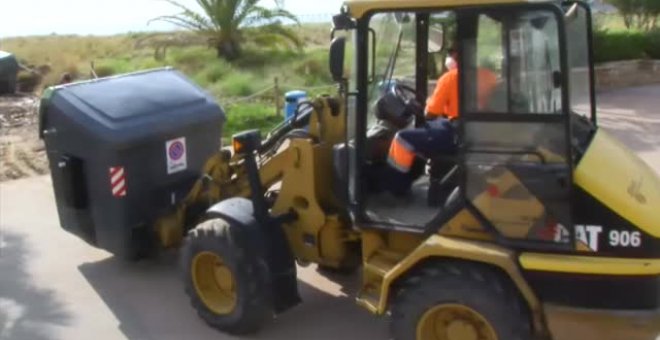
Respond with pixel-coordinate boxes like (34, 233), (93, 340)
(41, 0), (660, 339)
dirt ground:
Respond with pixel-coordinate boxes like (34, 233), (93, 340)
(0, 94), (49, 181)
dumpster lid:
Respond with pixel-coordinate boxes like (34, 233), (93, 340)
(47, 68), (224, 146)
(60, 68), (208, 120)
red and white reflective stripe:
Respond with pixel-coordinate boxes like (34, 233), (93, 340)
(109, 166), (127, 197)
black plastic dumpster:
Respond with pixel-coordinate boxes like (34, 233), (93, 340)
(0, 51), (19, 94)
(40, 68), (225, 258)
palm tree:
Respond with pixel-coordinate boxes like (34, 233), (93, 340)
(153, 0), (302, 60)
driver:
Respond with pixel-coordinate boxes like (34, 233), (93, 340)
(426, 47), (460, 119)
(385, 47), (497, 195)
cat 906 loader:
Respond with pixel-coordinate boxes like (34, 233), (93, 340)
(41, 0), (660, 339)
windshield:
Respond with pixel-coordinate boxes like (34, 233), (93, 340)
(367, 12), (417, 126)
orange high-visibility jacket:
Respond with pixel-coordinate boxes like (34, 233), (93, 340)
(426, 68), (497, 118)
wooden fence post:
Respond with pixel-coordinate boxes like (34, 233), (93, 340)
(274, 77), (282, 117)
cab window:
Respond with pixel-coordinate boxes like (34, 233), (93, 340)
(366, 12), (417, 128)
(465, 10), (563, 115)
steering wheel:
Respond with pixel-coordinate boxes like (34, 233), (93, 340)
(391, 83), (426, 127)
(391, 83), (417, 102)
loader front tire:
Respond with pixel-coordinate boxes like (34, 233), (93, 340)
(182, 218), (272, 335)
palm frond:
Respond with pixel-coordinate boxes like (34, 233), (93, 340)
(240, 6), (299, 28)
(249, 23), (304, 49)
(150, 15), (214, 32)
(150, 0), (216, 30)
(150, 0), (302, 60)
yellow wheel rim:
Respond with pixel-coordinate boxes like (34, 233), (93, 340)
(191, 251), (237, 315)
(416, 304), (498, 340)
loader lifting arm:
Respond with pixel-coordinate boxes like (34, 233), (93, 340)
(153, 97), (336, 248)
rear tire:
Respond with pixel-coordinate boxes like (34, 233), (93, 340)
(390, 261), (532, 340)
(182, 218), (272, 335)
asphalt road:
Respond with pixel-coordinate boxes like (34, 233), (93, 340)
(1, 85), (659, 340)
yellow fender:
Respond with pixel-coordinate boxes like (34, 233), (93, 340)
(377, 234), (548, 335)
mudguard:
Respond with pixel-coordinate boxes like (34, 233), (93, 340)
(207, 197), (258, 231)
(377, 234), (548, 335)
(205, 197), (301, 312)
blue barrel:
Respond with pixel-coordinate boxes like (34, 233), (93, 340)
(284, 90), (308, 121)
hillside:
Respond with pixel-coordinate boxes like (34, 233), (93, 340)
(1, 23), (335, 130)
(0, 24), (337, 181)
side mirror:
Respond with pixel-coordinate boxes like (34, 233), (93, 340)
(329, 36), (346, 83)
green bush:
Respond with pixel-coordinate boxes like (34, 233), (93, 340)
(170, 46), (216, 73)
(135, 58), (168, 70)
(294, 50), (332, 86)
(223, 103), (281, 136)
(593, 30), (647, 62)
(233, 47), (299, 69)
(216, 73), (257, 97)
(645, 29), (660, 59)
(593, 29), (660, 62)
(94, 58), (137, 77)
(17, 72), (42, 92)
(191, 73), (211, 88)
(202, 61), (233, 83)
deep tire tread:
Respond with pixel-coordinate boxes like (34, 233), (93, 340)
(390, 260), (532, 340)
(182, 218), (273, 335)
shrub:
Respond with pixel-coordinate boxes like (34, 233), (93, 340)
(170, 46), (216, 73)
(94, 65), (116, 78)
(17, 72), (42, 92)
(93, 59), (136, 77)
(644, 29), (660, 59)
(593, 29), (660, 62)
(202, 61), (233, 83)
(233, 47), (299, 69)
(223, 103), (281, 136)
(294, 50), (332, 86)
(136, 58), (169, 70)
(192, 74), (211, 88)
(217, 73), (257, 97)
(593, 30), (648, 62)
(64, 64), (80, 79)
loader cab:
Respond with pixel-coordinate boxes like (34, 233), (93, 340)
(333, 1), (598, 250)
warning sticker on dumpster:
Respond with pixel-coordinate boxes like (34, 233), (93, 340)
(166, 137), (187, 174)
(109, 166), (127, 197)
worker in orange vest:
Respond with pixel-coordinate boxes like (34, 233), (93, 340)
(426, 47), (460, 119)
(386, 47), (497, 194)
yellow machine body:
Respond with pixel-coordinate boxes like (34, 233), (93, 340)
(169, 0), (660, 338)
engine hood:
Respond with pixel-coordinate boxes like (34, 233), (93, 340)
(574, 130), (660, 238)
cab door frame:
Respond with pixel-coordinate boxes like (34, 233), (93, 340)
(456, 3), (577, 251)
(347, 10), (433, 228)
